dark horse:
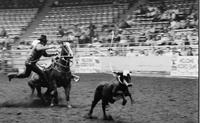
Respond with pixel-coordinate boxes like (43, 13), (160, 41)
(28, 43), (73, 107)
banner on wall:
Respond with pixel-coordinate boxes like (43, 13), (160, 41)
(72, 56), (101, 73)
(99, 56), (172, 73)
(170, 56), (198, 77)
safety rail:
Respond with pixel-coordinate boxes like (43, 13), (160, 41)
(0, 45), (198, 74)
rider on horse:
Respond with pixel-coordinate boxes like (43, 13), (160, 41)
(7, 35), (57, 83)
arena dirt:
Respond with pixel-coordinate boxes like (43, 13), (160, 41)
(0, 73), (198, 123)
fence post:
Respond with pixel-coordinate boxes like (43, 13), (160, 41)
(1, 48), (5, 74)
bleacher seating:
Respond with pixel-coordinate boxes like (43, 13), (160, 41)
(123, 0), (198, 46)
(0, 8), (38, 39)
(29, 2), (130, 43)
(0, 0), (47, 49)
(3, 0), (197, 56)
(0, 0), (45, 9)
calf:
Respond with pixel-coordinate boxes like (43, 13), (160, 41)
(86, 70), (134, 120)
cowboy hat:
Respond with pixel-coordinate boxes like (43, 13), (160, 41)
(38, 35), (47, 42)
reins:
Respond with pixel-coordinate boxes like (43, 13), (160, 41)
(51, 45), (73, 72)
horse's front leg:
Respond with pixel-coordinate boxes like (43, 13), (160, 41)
(50, 80), (58, 107)
(127, 92), (134, 104)
(121, 93), (127, 106)
(64, 81), (72, 108)
(114, 91), (127, 106)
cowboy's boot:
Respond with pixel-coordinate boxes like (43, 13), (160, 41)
(7, 73), (17, 82)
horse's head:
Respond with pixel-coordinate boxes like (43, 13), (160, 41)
(113, 70), (132, 87)
(52, 42), (73, 71)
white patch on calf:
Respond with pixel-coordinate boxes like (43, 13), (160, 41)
(123, 70), (130, 76)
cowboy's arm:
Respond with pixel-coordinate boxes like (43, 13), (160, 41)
(65, 42), (73, 56)
(36, 43), (54, 51)
(43, 51), (57, 57)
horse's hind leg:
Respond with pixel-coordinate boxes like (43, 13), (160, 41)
(28, 80), (35, 96)
(36, 86), (42, 98)
(50, 80), (58, 107)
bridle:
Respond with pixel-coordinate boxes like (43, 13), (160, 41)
(52, 45), (73, 72)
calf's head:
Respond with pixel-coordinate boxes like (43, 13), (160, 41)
(113, 70), (132, 87)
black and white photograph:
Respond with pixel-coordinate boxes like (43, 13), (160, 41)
(0, 0), (198, 122)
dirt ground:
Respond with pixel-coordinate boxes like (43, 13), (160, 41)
(0, 73), (198, 123)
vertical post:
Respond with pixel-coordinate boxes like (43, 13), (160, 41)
(1, 48), (5, 74)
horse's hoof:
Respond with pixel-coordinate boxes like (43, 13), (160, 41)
(131, 100), (134, 105)
(84, 114), (96, 119)
(29, 94), (34, 97)
(50, 103), (54, 107)
(103, 115), (113, 121)
(67, 105), (72, 108)
(122, 100), (127, 106)
(108, 115), (113, 120)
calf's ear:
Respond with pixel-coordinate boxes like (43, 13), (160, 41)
(112, 72), (119, 77)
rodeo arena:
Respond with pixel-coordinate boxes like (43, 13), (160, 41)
(0, 0), (199, 122)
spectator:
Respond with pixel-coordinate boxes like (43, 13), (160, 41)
(92, 39), (102, 48)
(126, 48), (136, 57)
(145, 36), (156, 46)
(163, 47), (173, 56)
(112, 0), (119, 8)
(160, 24), (169, 33)
(135, 5), (147, 15)
(67, 32), (76, 42)
(174, 34), (183, 45)
(0, 27), (8, 38)
(180, 46), (188, 56)
(146, 6), (160, 18)
(119, 20), (131, 29)
(157, 33), (172, 45)
(179, 20), (187, 29)
(145, 25), (156, 39)
(73, 24), (82, 37)
(155, 48), (164, 56)
(172, 47), (181, 56)
(108, 48), (114, 56)
(171, 5), (179, 15)
(159, 11), (171, 21)
(186, 47), (193, 56)
(143, 49), (149, 56)
(158, 1), (167, 13)
(138, 50), (146, 56)
(57, 26), (65, 37)
(148, 47), (157, 56)
(188, 18), (198, 28)
(183, 37), (190, 46)
(53, 0), (59, 7)
(187, 31), (198, 45)
(170, 12), (177, 20)
(88, 22), (96, 43)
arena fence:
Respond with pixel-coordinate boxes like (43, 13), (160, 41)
(0, 48), (198, 78)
